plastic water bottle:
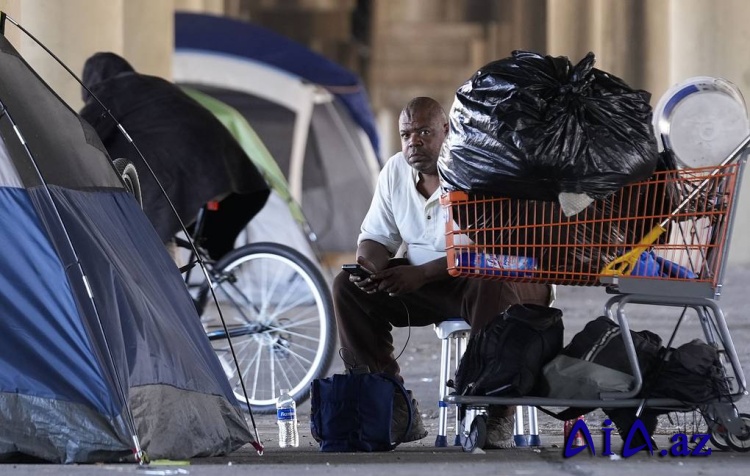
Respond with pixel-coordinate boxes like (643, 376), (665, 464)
(276, 388), (299, 448)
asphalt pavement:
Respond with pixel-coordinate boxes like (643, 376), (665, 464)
(5, 265), (750, 475)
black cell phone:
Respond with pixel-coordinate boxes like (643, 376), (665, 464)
(342, 263), (373, 279)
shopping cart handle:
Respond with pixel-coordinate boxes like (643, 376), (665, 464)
(600, 224), (667, 277)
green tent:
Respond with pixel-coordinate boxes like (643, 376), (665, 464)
(182, 87), (319, 263)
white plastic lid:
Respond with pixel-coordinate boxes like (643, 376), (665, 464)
(653, 76), (749, 168)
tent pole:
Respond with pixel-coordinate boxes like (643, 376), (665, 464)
(288, 89), (315, 203)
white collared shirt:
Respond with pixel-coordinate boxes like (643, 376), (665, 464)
(358, 152), (446, 265)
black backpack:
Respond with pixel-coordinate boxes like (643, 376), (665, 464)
(453, 304), (564, 397)
(647, 339), (730, 403)
(537, 316), (664, 425)
(562, 315), (663, 378)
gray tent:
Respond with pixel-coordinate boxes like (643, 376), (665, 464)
(174, 12), (381, 255)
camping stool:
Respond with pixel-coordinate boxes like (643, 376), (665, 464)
(433, 318), (541, 447)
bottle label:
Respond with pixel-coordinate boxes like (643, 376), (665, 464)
(277, 407), (296, 421)
(456, 251), (537, 277)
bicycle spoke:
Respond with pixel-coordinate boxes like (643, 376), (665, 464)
(258, 259), (288, 319)
(279, 343), (316, 366)
(273, 346), (294, 392)
(248, 342), (264, 401)
(221, 262), (319, 325)
(268, 338), (276, 396)
(264, 324), (322, 343)
(218, 280), (260, 317)
(288, 349), (312, 367)
(265, 291), (319, 322)
(269, 314), (323, 330)
(261, 268), (296, 313)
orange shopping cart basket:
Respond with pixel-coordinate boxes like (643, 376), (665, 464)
(441, 161), (745, 298)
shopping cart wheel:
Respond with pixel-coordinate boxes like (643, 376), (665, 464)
(709, 428), (730, 451)
(460, 414), (487, 452)
(725, 413), (750, 452)
(704, 403), (734, 451)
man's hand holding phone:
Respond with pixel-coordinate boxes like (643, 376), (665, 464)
(342, 259), (379, 294)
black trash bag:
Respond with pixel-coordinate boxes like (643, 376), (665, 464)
(439, 50), (659, 207)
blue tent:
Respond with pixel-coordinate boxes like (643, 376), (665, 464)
(0, 29), (253, 463)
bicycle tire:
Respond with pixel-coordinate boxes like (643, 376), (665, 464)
(201, 242), (336, 413)
(112, 157), (142, 208)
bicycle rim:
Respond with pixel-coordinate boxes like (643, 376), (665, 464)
(203, 243), (335, 412)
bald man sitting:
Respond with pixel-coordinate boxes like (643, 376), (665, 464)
(332, 97), (552, 448)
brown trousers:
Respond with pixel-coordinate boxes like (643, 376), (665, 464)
(332, 260), (551, 380)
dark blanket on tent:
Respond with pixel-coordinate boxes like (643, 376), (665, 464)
(79, 53), (270, 259)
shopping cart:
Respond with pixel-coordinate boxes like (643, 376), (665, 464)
(439, 136), (750, 452)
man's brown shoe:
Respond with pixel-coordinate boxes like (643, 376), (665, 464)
(391, 390), (428, 443)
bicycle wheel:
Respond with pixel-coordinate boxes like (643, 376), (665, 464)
(112, 157), (142, 208)
(201, 242), (336, 413)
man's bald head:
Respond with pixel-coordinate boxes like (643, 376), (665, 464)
(399, 97), (447, 124)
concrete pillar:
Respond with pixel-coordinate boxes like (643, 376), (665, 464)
(174, 0), (225, 15)
(0, 0), (173, 110)
(547, 0), (648, 83)
(640, 0), (670, 102)
(669, 0), (750, 86)
(486, 0), (547, 59)
(123, 0), (174, 80)
(7, 0), (123, 109)
(668, 0), (750, 264)
(0, 0), (22, 46)
(593, 0), (644, 83)
(399, 0), (450, 22)
(546, 0), (668, 94)
(546, 0), (597, 61)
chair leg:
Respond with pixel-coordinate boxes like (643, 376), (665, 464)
(453, 334), (467, 446)
(512, 406), (542, 446)
(514, 406), (529, 446)
(527, 406), (542, 446)
(434, 335), (451, 447)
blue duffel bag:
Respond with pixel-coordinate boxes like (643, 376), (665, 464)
(310, 370), (412, 452)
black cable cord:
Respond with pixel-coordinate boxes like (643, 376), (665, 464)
(338, 294), (412, 372)
(392, 297), (412, 363)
